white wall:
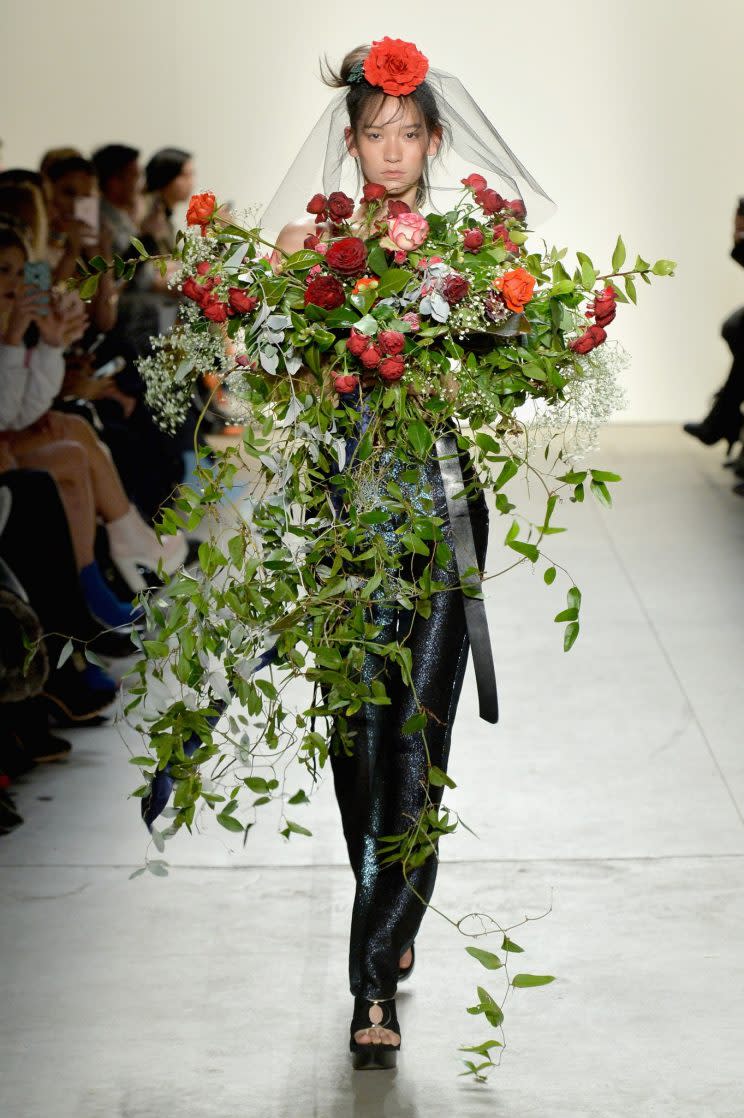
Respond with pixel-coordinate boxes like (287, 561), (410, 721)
(2, 0), (744, 422)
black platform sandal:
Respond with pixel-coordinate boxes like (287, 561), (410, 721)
(397, 941), (415, 984)
(349, 995), (401, 1070)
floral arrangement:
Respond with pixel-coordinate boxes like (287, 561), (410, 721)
(75, 171), (674, 1078)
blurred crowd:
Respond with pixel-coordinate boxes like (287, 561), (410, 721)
(0, 141), (213, 833)
(683, 204), (744, 492)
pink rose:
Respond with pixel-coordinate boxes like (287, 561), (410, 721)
(393, 250), (408, 264)
(387, 212), (429, 251)
(401, 311), (420, 330)
(416, 254), (443, 271)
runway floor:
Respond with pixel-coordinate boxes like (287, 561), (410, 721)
(1, 422), (743, 1117)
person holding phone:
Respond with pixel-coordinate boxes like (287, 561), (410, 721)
(683, 197), (744, 475)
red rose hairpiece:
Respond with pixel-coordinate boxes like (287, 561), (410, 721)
(362, 37), (429, 97)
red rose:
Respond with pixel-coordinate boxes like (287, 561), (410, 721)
(346, 329), (369, 357)
(360, 345), (382, 369)
(202, 295), (229, 323)
(228, 288), (258, 314)
(186, 192), (216, 229)
(306, 192), (326, 218)
(196, 261), (211, 276)
(461, 173), (487, 192)
(569, 325), (607, 354)
(378, 355), (405, 382)
(588, 286), (617, 327)
(304, 274), (345, 310)
(363, 37), (429, 97)
(327, 191), (354, 225)
(504, 198), (527, 220)
(325, 236), (367, 277)
(474, 188), (505, 216)
(386, 199), (411, 218)
(442, 274), (470, 304)
(182, 276), (207, 305)
(492, 223), (519, 254)
(362, 183), (386, 203)
(334, 374), (359, 394)
(304, 233), (321, 250)
(377, 329), (405, 355)
(462, 228), (485, 252)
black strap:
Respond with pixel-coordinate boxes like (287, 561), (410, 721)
(435, 434), (499, 724)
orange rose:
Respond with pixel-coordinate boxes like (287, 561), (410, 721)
(493, 266), (536, 313)
(186, 192), (216, 229)
(363, 37), (429, 96)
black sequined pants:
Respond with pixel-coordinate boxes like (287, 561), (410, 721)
(328, 448), (489, 999)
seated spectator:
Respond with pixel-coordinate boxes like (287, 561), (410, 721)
(141, 147), (195, 255)
(0, 224), (187, 609)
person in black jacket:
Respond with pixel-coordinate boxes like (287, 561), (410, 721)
(683, 204), (744, 476)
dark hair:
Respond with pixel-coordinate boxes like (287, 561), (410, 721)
(0, 222), (31, 258)
(91, 144), (139, 188)
(145, 147), (192, 193)
(45, 156), (95, 183)
(0, 168), (44, 190)
(319, 44), (447, 208)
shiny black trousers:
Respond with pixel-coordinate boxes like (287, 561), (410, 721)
(328, 451), (489, 999)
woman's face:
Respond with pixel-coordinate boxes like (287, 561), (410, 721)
(0, 246), (25, 306)
(50, 171), (96, 222)
(345, 96), (440, 201)
(166, 160), (196, 204)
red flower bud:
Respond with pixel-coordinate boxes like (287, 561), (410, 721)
(346, 330), (369, 357)
(360, 345), (382, 369)
(334, 373), (359, 394)
(378, 355), (405, 382)
(377, 329), (405, 355)
(362, 183), (387, 203)
(228, 288), (258, 315)
(462, 228), (485, 252)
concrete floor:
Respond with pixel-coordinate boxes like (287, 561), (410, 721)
(1, 423), (743, 1117)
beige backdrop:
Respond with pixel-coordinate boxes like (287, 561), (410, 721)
(2, 0), (743, 422)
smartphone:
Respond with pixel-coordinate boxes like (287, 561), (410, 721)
(93, 355), (126, 379)
(74, 195), (100, 244)
(24, 260), (52, 316)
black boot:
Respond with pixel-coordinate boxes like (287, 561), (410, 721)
(683, 391), (743, 454)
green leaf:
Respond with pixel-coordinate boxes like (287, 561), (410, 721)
(563, 621), (580, 651)
(624, 275), (637, 304)
(511, 973), (556, 987)
(494, 459), (519, 490)
(217, 813), (245, 833)
(130, 236), (149, 258)
(56, 638), (74, 668)
(651, 258), (676, 276)
(283, 819), (313, 837)
(428, 765), (456, 789)
(475, 432), (501, 454)
(375, 268), (413, 299)
(567, 585), (582, 610)
(79, 273), (100, 300)
(501, 935), (524, 953)
(554, 607), (578, 622)
(508, 539), (539, 562)
(366, 244), (389, 276)
(402, 711), (427, 734)
(459, 1040), (503, 1055)
(576, 251), (597, 289)
(590, 479), (612, 507)
(611, 234), (626, 273)
(466, 946), (503, 970)
(88, 254), (108, 273)
(543, 566), (557, 585)
(476, 986), (504, 1028)
(283, 249), (323, 272)
(589, 469), (621, 483)
(408, 419), (434, 458)
(288, 789), (310, 805)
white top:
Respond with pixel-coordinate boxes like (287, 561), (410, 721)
(0, 342), (66, 430)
